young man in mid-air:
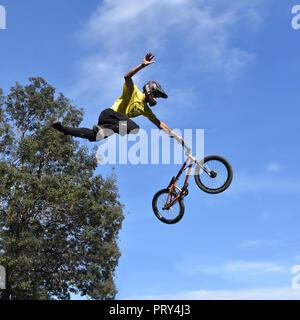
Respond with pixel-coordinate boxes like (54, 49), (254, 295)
(52, 52), (184, 144)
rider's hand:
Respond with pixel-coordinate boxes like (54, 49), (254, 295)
(171, 134), (190, 154)
(185, 146), (191, 155)
(174, 135), (183, 144)
(142, 52), (156, 66)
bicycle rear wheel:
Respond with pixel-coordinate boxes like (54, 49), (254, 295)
(194, 155), (233, 194)
(152, 189), (185, 224)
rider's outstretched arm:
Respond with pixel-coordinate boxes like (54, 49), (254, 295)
(151, 118), (185, 144)
(124, 52), (156, 89)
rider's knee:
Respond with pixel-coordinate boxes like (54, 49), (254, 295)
(130, 126), (140, 135)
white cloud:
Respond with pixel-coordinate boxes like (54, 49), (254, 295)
(225, 261), (286, 273)
(73, 0), (263, 105)
(199, 261), (287, 276)
(226, 171), (300, 195)
(267, 162), (280, 172)
(126, 287), (300, 300)
(240, 240), (262, 248)
(240, 239), (278, 248)
(175, 259), (287, 277)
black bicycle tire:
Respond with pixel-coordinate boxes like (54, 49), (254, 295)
(194, 155), (233, 194)
(152, 188), (185, 224)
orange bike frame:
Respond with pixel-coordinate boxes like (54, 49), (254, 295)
(164, 153), (196, 209)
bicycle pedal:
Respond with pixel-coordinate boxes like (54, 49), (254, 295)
(183, 189), (189, 196)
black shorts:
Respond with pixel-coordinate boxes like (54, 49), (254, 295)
(98, 108), (140, 136)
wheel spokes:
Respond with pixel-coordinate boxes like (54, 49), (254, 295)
(157, 193), (181, 219)
(199, 160), (228, 190)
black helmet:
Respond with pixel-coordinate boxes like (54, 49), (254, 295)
(143, 81), (168, 106)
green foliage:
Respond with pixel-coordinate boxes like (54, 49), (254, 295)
(0, 78), (124, 300)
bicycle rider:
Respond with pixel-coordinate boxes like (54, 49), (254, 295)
(52, 52), (185, 145)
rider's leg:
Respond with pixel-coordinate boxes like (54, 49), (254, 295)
(62, 126), (96, 142)
(52, 121), (96, 142)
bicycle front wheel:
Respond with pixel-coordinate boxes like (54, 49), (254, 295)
(194, 155), (233, 194)
(152, 189), (185, 224)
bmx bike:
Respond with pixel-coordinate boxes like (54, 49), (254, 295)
(152, 143), (233, 224)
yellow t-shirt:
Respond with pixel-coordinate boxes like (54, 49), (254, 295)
(110, 83), (157, 121)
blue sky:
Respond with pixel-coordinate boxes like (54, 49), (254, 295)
(1, 0), (300, 299)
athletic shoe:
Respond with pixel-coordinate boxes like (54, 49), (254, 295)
(51, 120), (64, 132)
(93, 125), (105, 141)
